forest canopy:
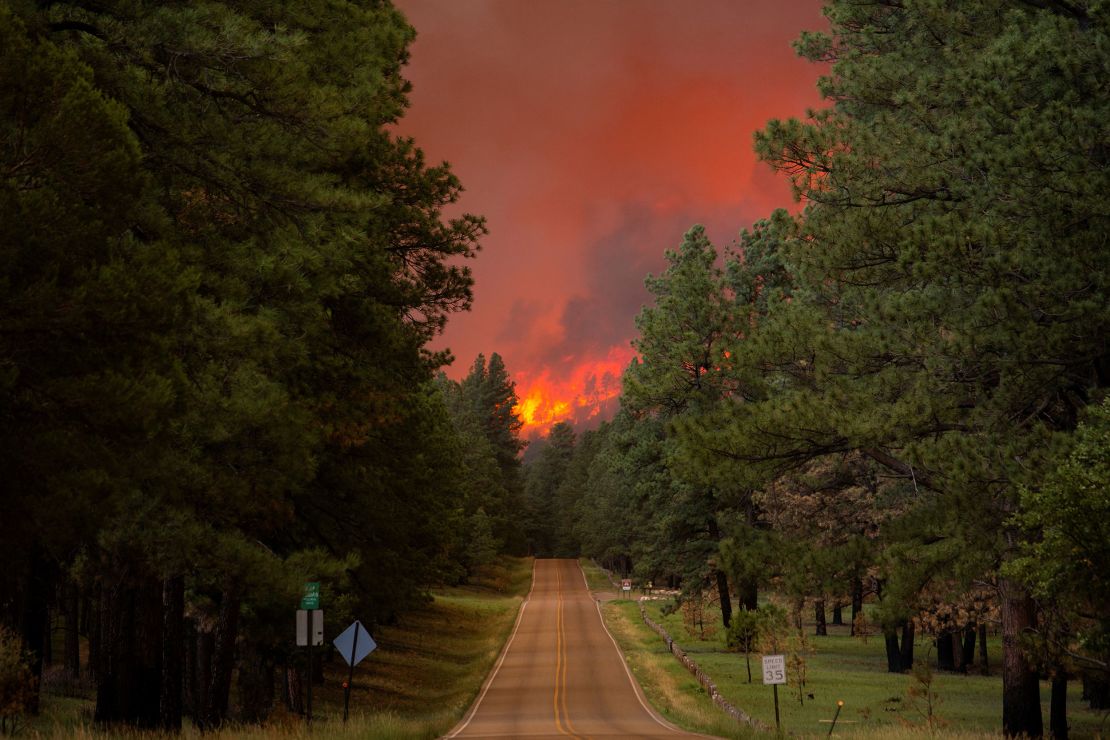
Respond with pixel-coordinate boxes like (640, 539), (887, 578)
(528, 2), (1109, 738)
(0, 0), (529, 728)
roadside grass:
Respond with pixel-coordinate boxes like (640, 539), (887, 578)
(602, 599), (759, 740)
(579, 557), (618, 592)
(25, 557), (533, 739)
(639, 598), (1108, 739)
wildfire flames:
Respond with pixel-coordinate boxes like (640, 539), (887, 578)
(513, 346), (635, 438)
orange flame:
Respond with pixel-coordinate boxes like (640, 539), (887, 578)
(513, 346), (635, 438)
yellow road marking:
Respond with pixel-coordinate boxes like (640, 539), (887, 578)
(553, 564), (585, 738)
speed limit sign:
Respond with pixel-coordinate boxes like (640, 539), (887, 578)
(762, 654), (786, 685)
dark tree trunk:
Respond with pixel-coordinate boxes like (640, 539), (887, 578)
(850, 576), (864, 636)
(961, 628), (977, 674)
(1050, 670), (1068, 739)
(42, 608), (53, 666)
(311, 649), (324, 684)
(94, 576), (164, 727)
(87, 587), (100, 680)
(284, 661), (304, 715)
(1000, 579), (1043, 737)
(736, 498), (758, 611)
(900, 620), (915, 668)
(160, 576), (184, 732)
(937, 631), (956, 671)
(1083, 674), (1109, 709)
(194, 628), (214, 724)
(978, 623), (989, 675)
(832, 603), (844, 626)
(183, 618), (198, 718)
(64, 583), (80, 678)
(80, 594), (92, 636)
(21, 547), (52, 715)
(714, 570), (733, 629)
(815, 600), (827, 636)
(736, 575), (758, 611)
(237, 640), (275, 724)
(707, 516), (732, 629)
(883, 627), (903, 673)
(202, 585), (240, 729)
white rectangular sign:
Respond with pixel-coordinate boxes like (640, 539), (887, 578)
(296, 609), (324, 646)
(762, 654), (786, 685)
(621, 579), (632, 592)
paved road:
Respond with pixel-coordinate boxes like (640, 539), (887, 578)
(446, 558), (696, 739)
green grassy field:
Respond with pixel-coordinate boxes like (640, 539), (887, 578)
(630, 594), (1108, 739)
(25, 557), (533, 739)
(580, 557), (619, 592)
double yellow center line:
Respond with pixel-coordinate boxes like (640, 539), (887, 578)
(553, 564), (585, 738)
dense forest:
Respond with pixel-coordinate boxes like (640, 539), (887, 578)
(3, 0), (1108, 738)
(523, 2), (1109, 738)
(0, 0), (531, 729)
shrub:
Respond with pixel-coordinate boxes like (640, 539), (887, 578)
(0, 627), (37, 735)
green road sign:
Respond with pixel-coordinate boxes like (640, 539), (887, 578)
(300, 581), (320, 610)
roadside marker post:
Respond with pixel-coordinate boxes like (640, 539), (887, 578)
(762, 654), (786, 731)
(334, 620), (377, 723)
(828, 699), (844, 737)
(299, 582), (321, 725)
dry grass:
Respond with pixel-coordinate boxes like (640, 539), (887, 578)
(601, 599), (758, 739)
(26, 558), (533, 739)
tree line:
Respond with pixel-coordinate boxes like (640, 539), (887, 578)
(0, 1), (528, 729)
(525, 2), (1108, 738)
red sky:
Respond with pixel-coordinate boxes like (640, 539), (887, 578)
(394, 0), (827, 437)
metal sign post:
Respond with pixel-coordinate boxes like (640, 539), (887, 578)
(762, 654), (786, 731)
(307, 609), (314, 725)
(334, 620), (377, 723)
(295, 609), (325, 723)
(299, 582), (321, 725)
(342, 623), (360, 722)
(828, 699), (844, 737)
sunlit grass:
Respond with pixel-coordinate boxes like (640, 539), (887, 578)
(602, 599), (759, 739)
(638, 598), (1109, 739)
(27, 557), (533, 739)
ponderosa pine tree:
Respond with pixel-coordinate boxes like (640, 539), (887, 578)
(0, 8), (196, 717)
(675, 2), (1109, 735)
(1008, 398), (1110, 707)
(624, 226), (756, 626)
(568, 414), (653, 578)
(449, 353), (528, 553)
(522, 422), (576, 556)
(3, 0), (485, 728)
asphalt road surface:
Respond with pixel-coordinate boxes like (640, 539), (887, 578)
(446, 558), (698, 739)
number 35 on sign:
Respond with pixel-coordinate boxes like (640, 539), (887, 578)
(762, 654), (786, 685)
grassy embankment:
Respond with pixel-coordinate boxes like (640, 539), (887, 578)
(579, 560), (758, 739)
(26, 557), (533, 739)
(583, 557), (1107, 739)
(641, 598), (1107, 738)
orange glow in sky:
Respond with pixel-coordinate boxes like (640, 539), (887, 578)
(395, 0), (827, 439)
(512, 346), (635, 437)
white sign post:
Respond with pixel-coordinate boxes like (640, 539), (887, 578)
(762, 654), (786, 730)
(296, 606), (325, 722)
